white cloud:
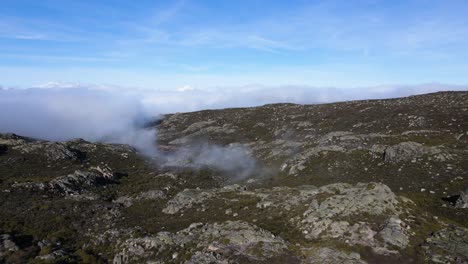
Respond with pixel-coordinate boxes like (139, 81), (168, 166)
(1, 82), (466, 144)
(137, 83), (468, 113)
(0, 87), (157, 155)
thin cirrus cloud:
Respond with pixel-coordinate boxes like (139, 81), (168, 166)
(1, 1), (468, 88)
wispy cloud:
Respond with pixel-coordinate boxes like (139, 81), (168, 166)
(1, 1), (468, 86)
(0, 16), (82, 42)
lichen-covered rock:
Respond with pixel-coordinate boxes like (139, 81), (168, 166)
(378, 217), (410, 248)
(12, 165), (116, 195)
(302, 247), (367, 264)
(163, 182), (410, 256)
(0, 234), (19, 258)
(13, 140), (80, 161)
(113, 221), (290, 264)
(423, 226), (468, 263)
(296, 183), (408, 254)
(383, 141), (440, 162)
(162, 185), (246, 214)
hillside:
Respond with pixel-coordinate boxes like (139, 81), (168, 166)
(1, 91), (467, 263)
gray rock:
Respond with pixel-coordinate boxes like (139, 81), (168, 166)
(302, 247), (367, 264)
(114, 221), (289, 264)
(423, 226), (468, 263)
(163, 185), (245, 214)
(455, 188), (468, 209)
(11, 141), (80, 161)
(1, 234), (18, 252)
(0, 234), (19, 261)
(163, 182), (408, 255)
(298, 183), (406, 254)
(383, 141), (440, 162)
(378, 217), (410, 248)
(12, 165), (116, 195)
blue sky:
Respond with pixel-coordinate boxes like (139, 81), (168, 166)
(1, 0), (468, 89)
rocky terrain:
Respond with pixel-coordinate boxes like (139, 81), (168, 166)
(0, 91), (467, 263)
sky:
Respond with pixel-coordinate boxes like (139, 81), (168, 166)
(1, 0), (468, 89)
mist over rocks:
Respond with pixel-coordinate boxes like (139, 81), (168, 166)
(0, 91), (467, 263)
(0, 87), (158, 156)
(160, 143), (259, 180)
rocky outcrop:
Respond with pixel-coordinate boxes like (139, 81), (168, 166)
(162, 185), (246, 214)
(0, 133), (32, 145)
(299, 183), (401, 240)
(383, 142), (440, 162)
(423, 226), (468, 263)
(12, 165), (116, 195)
(0, 133), (84, 161)
(163, 182), (411, 255)
(0, 234), (19, 260)
(455, 188), (468, 209)
(378, 217), (410, 248)
(115, 190), (167, 208)
(302, 247), (366, 264)
(295, 183), (410, 255)
(113, 221), (290, 264)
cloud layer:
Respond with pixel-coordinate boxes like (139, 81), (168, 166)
(139, 83), (468, 113)
(0, 87), (157, 155)
(1, 83), (466, 141)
